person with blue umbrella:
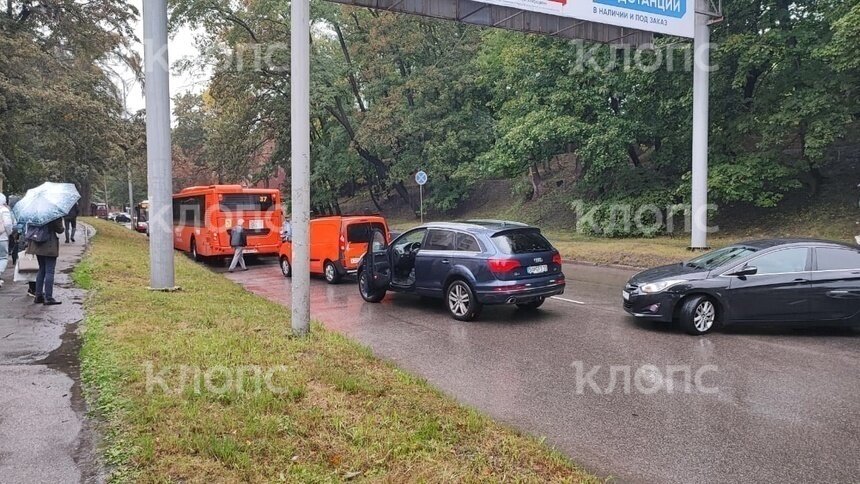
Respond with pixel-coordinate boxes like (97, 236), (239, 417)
(14, 182), (80, 305)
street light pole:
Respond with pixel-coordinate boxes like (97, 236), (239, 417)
(690, 5), (711, 250)
(291, 0), (311, 336)
(143, 0), (175, 289)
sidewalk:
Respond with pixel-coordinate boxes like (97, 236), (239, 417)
(0, 224), (103, 483)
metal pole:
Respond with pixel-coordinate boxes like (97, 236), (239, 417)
(419, 185), (424, 224)
(291, 0), (311, 336)
(128, 164), (134, 220)
(690, 8), (710, 249)
(143, 0), (175, 289)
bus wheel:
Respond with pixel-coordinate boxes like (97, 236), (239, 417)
(324, 261), (341, 284)
(190, 238), (202, 262)
(280, 256), (292, 278)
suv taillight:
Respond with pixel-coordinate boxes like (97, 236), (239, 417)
(489, 258), (520, 275)
(552, 251), (562, 265)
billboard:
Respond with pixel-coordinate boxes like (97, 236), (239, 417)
(473, 0), (695, 38)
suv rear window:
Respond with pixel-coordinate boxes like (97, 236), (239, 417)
(347, 222), (386, 243)
(492, 230), (552, 254)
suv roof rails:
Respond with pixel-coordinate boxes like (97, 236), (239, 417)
(309, 212), (383, 219)
(459, 219), (529, 228)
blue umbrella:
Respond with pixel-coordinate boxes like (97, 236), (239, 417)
(12, 182), (81, 226)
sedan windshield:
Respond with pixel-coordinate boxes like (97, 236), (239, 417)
(686, 246), (757, 270)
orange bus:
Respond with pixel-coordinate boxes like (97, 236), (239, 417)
(173, 185), (283, 261)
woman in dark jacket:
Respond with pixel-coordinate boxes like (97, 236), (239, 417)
(27, 217), (64, 305)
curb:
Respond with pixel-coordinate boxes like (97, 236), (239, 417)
(562, 259), (645, 271)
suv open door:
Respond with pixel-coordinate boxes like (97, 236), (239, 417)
(359, 229), (391, 302)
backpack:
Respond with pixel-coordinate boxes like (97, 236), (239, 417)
(25, 224), (52, 244)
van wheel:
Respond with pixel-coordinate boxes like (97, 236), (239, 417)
(516, 297), (546, 310)
(679, 295), (717, 335)
(280, 256), (292, 278)
(446, 280), (482, 322)
(190, 238), (202, 262)
(358, 270), (385, 303)
(324, 261), (342, 284)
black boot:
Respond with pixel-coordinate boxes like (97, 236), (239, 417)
(34, 295), (45, 304)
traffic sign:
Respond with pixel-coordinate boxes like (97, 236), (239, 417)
(415, 171), (428, 186)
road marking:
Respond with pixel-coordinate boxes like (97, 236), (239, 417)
(551, 296), (586, 305)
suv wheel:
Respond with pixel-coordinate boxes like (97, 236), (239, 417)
(324, 261), (342, 284)
(679, 295), (717, 335)
(446, 280), (482, 321)
(280, 256), (291, 278)
(516, 297), (546, 310)
(358, 270), (385, 303)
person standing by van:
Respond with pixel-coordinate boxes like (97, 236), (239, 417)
(229, 219), (248, 272)
(27, 217), (64, 305)
(0, 193), (14, 288)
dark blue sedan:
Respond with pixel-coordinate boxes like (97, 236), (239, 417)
(358, 220), (566, 320)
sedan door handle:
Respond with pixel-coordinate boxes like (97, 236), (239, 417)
(827, 290), (855, 298)
(441, 259), (450, 264)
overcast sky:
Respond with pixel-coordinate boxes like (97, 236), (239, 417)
(118, 0), (211, 115)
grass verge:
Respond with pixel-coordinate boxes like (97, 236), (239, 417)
(77, 219), (598, 482)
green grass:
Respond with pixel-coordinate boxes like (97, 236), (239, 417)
(77, 220), (598, 483)
(388, 200), (860, 267)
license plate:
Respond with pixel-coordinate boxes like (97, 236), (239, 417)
(244, 248), (258, 254)
(249, 219), (264, 230)
(527, 264), (548, 275)
(622, 291), (630, 301)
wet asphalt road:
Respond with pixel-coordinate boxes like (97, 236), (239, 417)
(224, 258), (860, 483)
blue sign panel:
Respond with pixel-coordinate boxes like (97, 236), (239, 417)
(594, 0), (686, 19)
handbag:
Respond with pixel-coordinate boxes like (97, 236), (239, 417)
(25, 224), (52, 243)
(16, 252), (38, 273)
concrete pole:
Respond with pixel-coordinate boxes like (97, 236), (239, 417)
(143, 0), (175, 289)
(127, 164), (134, 219)
(291, 0), (311, 336)
(690, 9), (711, 249)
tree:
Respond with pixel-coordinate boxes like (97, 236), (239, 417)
(0, 0), (141, 210)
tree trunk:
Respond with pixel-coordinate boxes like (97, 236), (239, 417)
(325, 100), (414, 210)
(529, 163), (542, 199)
(79, 179), (92, 216)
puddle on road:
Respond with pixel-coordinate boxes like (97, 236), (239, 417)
(33, 296), (105, 482)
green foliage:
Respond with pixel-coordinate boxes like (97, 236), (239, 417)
(0, 1), (142, 206)
(167, 0), (859, 225)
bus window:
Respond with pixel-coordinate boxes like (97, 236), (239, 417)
(220, 194), (275, 212)
(173, 196), (204, 227)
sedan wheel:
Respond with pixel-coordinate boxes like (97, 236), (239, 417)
(446, 281), (482, 321)
(280, 257), (291, 278)
(679, 295), (717, 335)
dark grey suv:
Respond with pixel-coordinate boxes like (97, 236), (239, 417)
(358, 220), (566, 321)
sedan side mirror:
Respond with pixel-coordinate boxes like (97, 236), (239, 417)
(729, 266), (758, 277)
